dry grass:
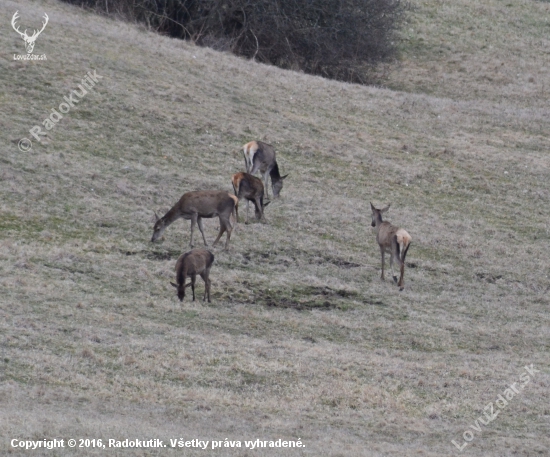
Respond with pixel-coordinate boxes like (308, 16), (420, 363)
(1, 0), (549, 455)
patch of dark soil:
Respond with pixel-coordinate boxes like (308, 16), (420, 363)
(263, 297), (335, 311)
(251, 285), (357, 311)
(328, 258), (361, 268)
(476, 272), (503, 283)
(120, 249), (181, 261)
(239, 248), (361, 269)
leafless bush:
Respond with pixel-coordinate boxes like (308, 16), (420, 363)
(63, 0), (406, 83)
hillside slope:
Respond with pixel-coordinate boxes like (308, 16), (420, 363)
(1, 0), (549, 455)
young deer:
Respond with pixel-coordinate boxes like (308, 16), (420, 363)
(242, 141), (288, 198)
(171, 249), (214, 302)
(151, 190), (236, 250)
(370, 203), (412, 291)
(231, 172), (270, 223)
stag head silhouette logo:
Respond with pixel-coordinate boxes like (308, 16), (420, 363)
(11, 11), (49, 54)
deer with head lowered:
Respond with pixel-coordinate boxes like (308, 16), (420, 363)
(370, 203), (412, 291)
(231, 172), (270, 223)
(243, 141), (288, 199)
(171, 249), (214, 302)
(11, 11), (48, 54)
(151, 190), (237, 250)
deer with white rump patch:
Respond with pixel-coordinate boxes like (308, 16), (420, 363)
(243, 141), (288, 199)
(151, 190), (237, 250)
(231, 172), (270, 223)
(171, 249), (214, 302)
(370, 203), (412, 291)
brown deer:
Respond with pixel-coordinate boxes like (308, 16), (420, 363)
(243, 141), (288, 199)
(151, 190), (236, 250)
(370, 203), (412, 291)
(171, 249), (214, 302)
(231, 172), (270, 223)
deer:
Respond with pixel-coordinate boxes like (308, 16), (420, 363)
(11, 11), (49, 54)
(242, 141), (288, 199)
(370, 203), (412, 291)
(151, 190), (236, 250)
(171, 249), (214, 302)
(231, 172), (270, 224)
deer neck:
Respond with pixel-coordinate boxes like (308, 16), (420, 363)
(372, 215), (384, 234)
(162, 205), (182, 226)
(269, 161), (281, 180)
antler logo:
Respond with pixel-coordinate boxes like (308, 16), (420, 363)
(11, 11), (49, 54)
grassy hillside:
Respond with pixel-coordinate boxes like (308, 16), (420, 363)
(1, 0), (549, 455)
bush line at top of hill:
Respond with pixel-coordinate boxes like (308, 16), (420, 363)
(61, 0), (407, 84)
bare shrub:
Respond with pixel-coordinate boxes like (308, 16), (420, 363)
(62, 0), (406, 83)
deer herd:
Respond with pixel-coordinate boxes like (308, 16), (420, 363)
(151, 140), (412, 302)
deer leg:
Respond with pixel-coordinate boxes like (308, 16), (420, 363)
(200, 272), (207, 301)
(250, 161), (260, 176)
(379, 246), (385, 281)
(223, 217), (232, 250)
(183, 277), (192, 301)
(189, 214), (198, 247)
(397, 254), (405, 290)
(232, 184), (241, 223)
(264, 171), (270, 199)
(200, 271), (211, 302)
(191, 275), (196, 301)
(390, 251), (398, 284)
(245, 199), (250, 224)
(197, 217), (208, 246)
(398, 242), (410, 291)
(398, 264), (405, 290)
(255, 197), (264, 222)
(212, 215), (231, 249)
(212, 224), (225, 247)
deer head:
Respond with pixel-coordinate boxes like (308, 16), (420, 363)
(170, 281), (192, 302)
(370, 202), (390, 227)
(151, 211), (167, 242)
(12, 11), (49, 54)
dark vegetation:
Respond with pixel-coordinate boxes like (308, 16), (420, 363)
(63, 0), (406, 83)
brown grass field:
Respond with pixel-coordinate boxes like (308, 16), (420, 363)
(1, 0), (549, 455)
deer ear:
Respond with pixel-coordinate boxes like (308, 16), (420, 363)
(154, 211), (161, 222)
(370, 202), (375, 210)
(281, 174), (289, 180)
(381, 205), (390, 213)
(184, 282), (192, 289)
(263, 201), (271, 208)
(170, 282), (178, 288)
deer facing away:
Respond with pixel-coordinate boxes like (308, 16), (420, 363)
(151, 190), (236, 250)
(231, 172), (270, 223)
(171, 249), (214, 302)
(370, 203), (412, 291)
(242, 141), (288, 199)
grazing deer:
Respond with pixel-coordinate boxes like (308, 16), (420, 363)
(242, 141), (288, 198)
(171, 249), (214, 302)
(151, 190), (236, 250)
(370, 203), (412, 291)
(11, 11), (48, 54)
(231, 172), (270, 223)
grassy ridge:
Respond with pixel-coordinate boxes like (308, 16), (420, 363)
(1, 0), (549, 455)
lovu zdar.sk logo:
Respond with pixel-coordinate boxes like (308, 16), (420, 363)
(12, 10), (48, 60)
